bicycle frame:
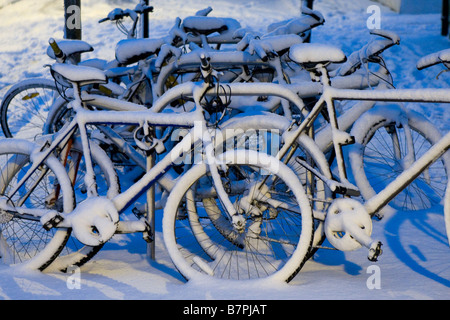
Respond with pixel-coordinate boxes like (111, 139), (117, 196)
(15, 63), (431, 232)
(230, 63), (450, 215)
(5, 85), (195, 203)
(4, 79), (315, 230)
(75, 71), (387, 196)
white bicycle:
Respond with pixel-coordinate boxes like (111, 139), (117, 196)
(0, 60), (316, 283)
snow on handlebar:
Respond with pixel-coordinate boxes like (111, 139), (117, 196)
(417, 48), (450, 71)
(98, 4), (153, 23)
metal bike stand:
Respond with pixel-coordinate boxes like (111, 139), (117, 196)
(141, 0), (150, 39)
(141, 0), (153, 260)
(146, 150), (156, 260)
(63, 0), (82, 63)
(142, 1), (156, 259)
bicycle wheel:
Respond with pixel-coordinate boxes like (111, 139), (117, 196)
(217, 113), (333, 252)
(1, 78), (59, 140)
(0, 139), (74, 270)
(163, 150), (314, 282)
(350, 105), (450, 213)
(42, 96), (71, 136)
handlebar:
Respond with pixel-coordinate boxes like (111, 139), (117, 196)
(334, 30), (400, 77)
(417, 48), (450, 70)
(98, 5), (153, 23)
(369, 29), (400, 45)
(134, 4), (154, 15)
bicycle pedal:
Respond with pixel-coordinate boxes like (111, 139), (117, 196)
(143, 232), (154, 243)
(327, 178), (361, 197)
(332, 184), (360, 197)
(132, 203), (146, 217)
(368, 241), (383, 262)
(335, 130), (355, 146)
(142, 220), (154, 243)
(41, 212), (65, 231)
(345, 135), (355, 145)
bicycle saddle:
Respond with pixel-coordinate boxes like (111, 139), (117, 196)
(182, 16), (241, 44)
(266, 14), (324, 38)
(115, 38), (165, 65)
(46, 39), (93, 60)
(182, 16), (241, 36)
(50, 63), (107, 87)
(289, 43), (347, 67)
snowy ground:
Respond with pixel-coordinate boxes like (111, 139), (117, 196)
(0, 0), (449, 301)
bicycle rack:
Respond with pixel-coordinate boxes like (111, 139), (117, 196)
(146, 150), (156, 260)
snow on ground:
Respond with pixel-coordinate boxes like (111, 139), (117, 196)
(0, 0), (449, 300)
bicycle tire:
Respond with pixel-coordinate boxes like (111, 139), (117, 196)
(0, 139), (74, 270)
(1, 78), (59, 140)
(42, 96), (71, 135)
(349, 104), (450, 213)
(163, 150), (314, 282)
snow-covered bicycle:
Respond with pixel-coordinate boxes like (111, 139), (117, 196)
(0, 59), (319, 283)
(199, 41), (450, 265)
(42, 28), (402, 267)
(283, 43), (450, 257)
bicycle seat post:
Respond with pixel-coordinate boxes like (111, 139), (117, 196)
(50, 63), (109, 197)
(200, 53), (213, 86)
(71, 82), (83, 110)
(289, 43), (353, 183)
